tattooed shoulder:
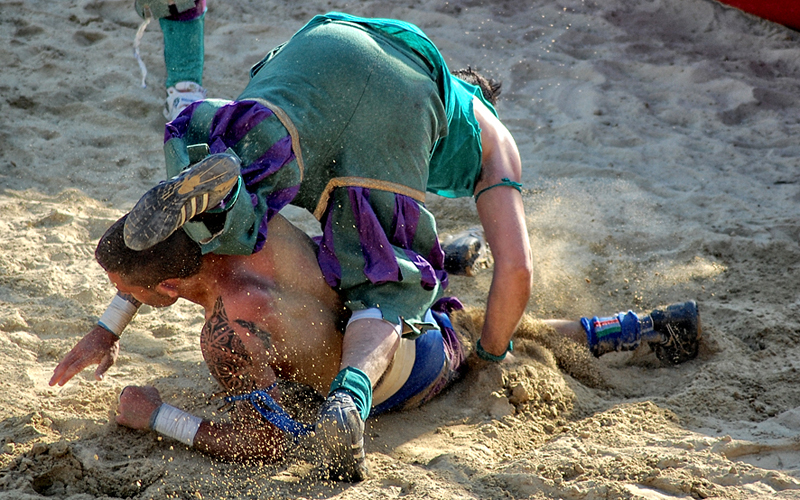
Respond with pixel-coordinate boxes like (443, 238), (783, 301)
(200, 297), (255, 393)
(235, 319), (273, 349)
(202, 297), (273, 348)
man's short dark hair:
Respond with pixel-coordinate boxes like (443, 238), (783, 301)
(95, 215), (203, 288)
(452, 67), (502, 105)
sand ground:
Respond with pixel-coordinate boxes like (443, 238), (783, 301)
(2, 0), (800, 498)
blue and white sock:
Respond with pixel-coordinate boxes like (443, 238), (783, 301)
(581, 310), (660, 357)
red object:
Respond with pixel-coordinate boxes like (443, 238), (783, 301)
(716, 1), (800, 31)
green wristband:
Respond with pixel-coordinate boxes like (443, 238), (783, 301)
(476, 339), (514, 362)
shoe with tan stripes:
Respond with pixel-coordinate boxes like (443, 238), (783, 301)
(123, 152), (240, 251)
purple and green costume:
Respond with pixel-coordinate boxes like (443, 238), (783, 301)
(163, 12), (497, 334)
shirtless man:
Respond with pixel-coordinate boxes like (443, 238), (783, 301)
(50, 213), (701, 481)
(51, 214), (472, 480)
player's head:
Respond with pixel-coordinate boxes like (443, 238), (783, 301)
(96, 214), (202, 288)
(451, 67), (502, 105)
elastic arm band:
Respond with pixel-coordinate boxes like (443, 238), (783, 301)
(98, 293), (141, 337)
(150, 403), (202, 446)
(474, 177), (523, 203)
(476, 338), (514, 362)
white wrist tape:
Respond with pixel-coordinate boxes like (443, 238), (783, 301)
(151, 403), (202, 446)
(98, 293), (140, 336)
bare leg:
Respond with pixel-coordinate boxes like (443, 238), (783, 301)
(315, 317), (395, 482)
(542, 301), (701, 364)
(542, 319), (587, 345)
(339, 318), (400, 385)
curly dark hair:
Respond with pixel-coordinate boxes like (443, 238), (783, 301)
(95, 215), (203, 288)
(451, 66), (502, 105)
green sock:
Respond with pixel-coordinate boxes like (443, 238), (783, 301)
(159, 14), (204, 88)
(329, 367), (372, 421)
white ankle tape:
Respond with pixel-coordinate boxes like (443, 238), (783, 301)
(98, 293), (140, 337)
(150, 403), (202, 446)
(348, 307), (402, 337)
(347, 307), (384, 325)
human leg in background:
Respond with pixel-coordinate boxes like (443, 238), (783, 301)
(159, 0), (207, 120)
(550, 300), (702, 364)
(133, 0), (208, 120)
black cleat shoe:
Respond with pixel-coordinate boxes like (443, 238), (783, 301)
(124, 153), (240, 251)
(649, 300), (702, 365)
(314, 391), (369, 482)
(441, 229), (493, 277)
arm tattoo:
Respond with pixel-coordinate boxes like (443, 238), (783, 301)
(200, 297), (254, 393)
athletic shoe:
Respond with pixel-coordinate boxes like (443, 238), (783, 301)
(649, 300), (702, 365)
(441, 229), (493, 277)
(314, 391), (369, 482)
(164, 81), (207, 121)
(123, 152), (240, 251)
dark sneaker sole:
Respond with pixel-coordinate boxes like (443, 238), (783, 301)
(442, 229), (493, 277)
(649, 300), (702, 365)
(322, 433), (369, 482)
(124, 153), (240, 251)
(315, 393), (369, 482)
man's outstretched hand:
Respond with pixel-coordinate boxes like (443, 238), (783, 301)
(49, 325), (120, 386)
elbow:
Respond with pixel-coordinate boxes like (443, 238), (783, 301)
(496, 255), (533, 298)
(510, 247), (534, 281)
(516, 261), (534, 299)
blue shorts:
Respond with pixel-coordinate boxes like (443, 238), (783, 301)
(372, 299), (467, 414)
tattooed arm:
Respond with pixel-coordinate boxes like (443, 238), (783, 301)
(117, 296), (291, 461)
